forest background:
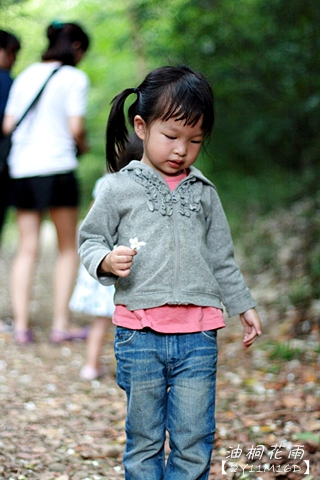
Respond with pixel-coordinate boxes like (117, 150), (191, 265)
(1, 0), (320, 333)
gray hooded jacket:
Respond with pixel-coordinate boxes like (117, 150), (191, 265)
(78, 161), (257, 317)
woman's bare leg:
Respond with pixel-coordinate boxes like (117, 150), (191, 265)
(50, 207), (79, 332)
(11, 210), (41, 334)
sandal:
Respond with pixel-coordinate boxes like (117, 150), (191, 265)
(14, 329), (34, 345)
(50, 326), (89, 344)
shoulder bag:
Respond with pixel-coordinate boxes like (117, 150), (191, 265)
(0, 66), (61, 173)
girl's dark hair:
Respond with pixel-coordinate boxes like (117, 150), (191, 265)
(41, 22), (90, 66)
(106, 65), (214, 172)
(0, 29), (21, 52)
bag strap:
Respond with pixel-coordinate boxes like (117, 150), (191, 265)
(14, 66), (61, 130)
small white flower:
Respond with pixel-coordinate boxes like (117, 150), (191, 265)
(129, 237), (146, 251)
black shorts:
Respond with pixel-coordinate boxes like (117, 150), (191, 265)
(10, 172), (79, 210)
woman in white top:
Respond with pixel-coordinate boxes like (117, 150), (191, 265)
(3, 22), (90, 344)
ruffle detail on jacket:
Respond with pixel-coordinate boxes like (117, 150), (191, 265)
(128, 167), (202, 217)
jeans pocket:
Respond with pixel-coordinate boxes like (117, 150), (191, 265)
(114, 326), (137, 347)
(201, 329), (218, 343)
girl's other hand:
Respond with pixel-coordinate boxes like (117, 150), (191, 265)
(239, 308), (262, 349)
(99, 246), (137, 277)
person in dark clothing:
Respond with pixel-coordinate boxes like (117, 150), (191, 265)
(0, 29), (21, 241)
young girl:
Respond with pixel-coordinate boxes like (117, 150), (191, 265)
(79, 65), (262, 480)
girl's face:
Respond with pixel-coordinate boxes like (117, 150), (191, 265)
(134, 115), (204, 177)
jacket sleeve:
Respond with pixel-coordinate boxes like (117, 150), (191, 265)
(78, 178), (119, 286)
(205, 186), (257, 317)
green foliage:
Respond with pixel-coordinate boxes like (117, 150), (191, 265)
(0, 0), (25, 7)
(126, 0), (320, 182)
(268, 341), (303, 361)
(293, 432), (320, 444)
(1, 0), (319, 214)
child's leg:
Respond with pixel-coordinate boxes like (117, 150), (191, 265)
(115, 328), (217, 480)
(80, 316), (111, 380)
(165, 330), (218, 480)
(114, 327), (168, 480)
(86, 316), (111, 369)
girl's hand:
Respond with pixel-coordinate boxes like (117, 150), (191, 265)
(99, 246), (137, 277)
(239, 308), (262, 349)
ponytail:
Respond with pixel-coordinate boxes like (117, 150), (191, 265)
(106, 88), (138, 172)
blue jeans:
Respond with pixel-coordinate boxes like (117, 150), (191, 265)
(114, 327), (218, 480)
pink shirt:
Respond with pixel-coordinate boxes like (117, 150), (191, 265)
(113, 170), (226, 333)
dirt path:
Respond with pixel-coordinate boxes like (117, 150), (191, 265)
(0, 223), (319, 479)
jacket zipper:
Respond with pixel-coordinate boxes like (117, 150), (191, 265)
(172, 200), (180, 303)
(167, 175), (194, 304)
